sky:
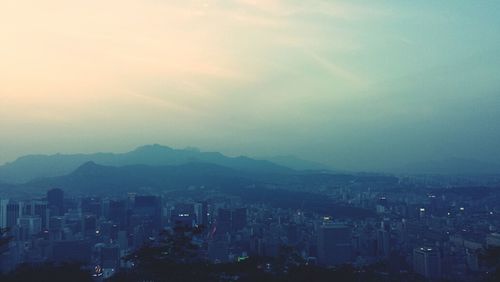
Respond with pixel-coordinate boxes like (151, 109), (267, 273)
(1, 0), (500, 171)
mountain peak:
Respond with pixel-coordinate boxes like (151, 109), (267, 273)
(74, 161), (100, 172)
(133, 144), (173, 153)
(265, 155), (330, 171)
(0, 144), (293, 183)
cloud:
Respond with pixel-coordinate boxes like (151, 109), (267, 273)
(305, 51), (368, 88)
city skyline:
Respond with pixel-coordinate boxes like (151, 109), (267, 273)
(2, 2), (500, 280)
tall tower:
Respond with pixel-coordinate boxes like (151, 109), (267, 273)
(377, 219), (391, 257)
(47, 188), (64, 216)
(0, 200), (21, 229)
(413, 247), (441, 280)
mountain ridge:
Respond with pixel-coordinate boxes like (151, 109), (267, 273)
(0, 144), (292, 184)
(398, 157), (500, 175)
(27, 161), (253, 195)
(19, 161), (397, 197)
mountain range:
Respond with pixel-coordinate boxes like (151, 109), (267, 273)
(14, 160), (395, 198)
(264, 155), (331, 171)
(25, 161), (251, 195)
(0, 144), (328, 184)
(398, 158), (500, 175)
(2, 144), (494, 187)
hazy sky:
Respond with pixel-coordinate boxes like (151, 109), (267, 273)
(1, 0), (500, 171)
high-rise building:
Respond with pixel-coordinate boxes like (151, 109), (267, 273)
(202, 202), (209, 227)
(214, 208), (247, 236)
(413, 247), (441, 280)
(108, 200), (128, 228)
(171, 204), (195, 227)
(486, 233), (500, 247)
(134, 196), (159, 215)
(134, 196), (161, 227)
(17, 216), (42, 241)
(0, 200), (8, 229)
(317, 224), (352, 266)
(81, 197), (102, 218)
(194, 201), (209, 228)
(215, 208), (232, 236)
(377, 229), (390, 257)
(231, 208), (247, 232)
(22, 200), (49, 230)
(49, 216), (64, 231)
(83, 214), (97, 237)
(377, 219), (391, 257)
(100, 245), (121, 270)
(0, 200), (21, 229)
(47, 188), (64, 216)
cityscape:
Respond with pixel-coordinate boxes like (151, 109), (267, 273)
(0, 145), (499, 281)
(1, 1), (500, 281)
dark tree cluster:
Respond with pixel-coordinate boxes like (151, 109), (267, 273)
(108, 224), (425, 282)
(0, 263), (92, 282)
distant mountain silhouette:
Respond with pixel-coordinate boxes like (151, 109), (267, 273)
(20, 162), (376, 219)
(28, 161), (252, 195)
(264, 155), (331, 171)
(11, 160), (396, 196)
(0, 144), (292, 183)
(399, 157), (500, 175)
(0, 181), (17, 198)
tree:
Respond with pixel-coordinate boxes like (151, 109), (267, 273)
(1, 263), (92, 282)
(480, 247), (500, 282)
(0, 227), (13, 254)
(126, 223), (204, 265)
(111, 223), (212, 282)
